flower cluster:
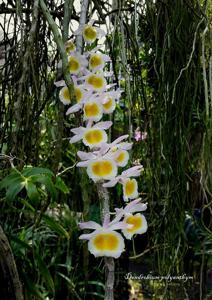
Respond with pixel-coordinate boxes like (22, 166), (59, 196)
(56, 20), (148, 258)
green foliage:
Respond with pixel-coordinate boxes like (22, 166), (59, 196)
(0, 166), (69, 203)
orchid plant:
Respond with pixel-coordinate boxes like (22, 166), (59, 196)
(56, 20), (148, 260)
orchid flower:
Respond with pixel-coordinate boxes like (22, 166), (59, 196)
(89, 52), (110, 71)
(83, 98), (103, 122)
(134, 127), (148, 141)
(74, 20), (106, 44)
(85, 72), (107, 92)
(58, 84), (89, 106)
(103, 165), (143, 187)
(69, 121), (112, 148)
(76, 135), (132, 170)
(55, 78), (91, 108)
(65, 39), (76, 54)
(68, 53), (88, 74)
(114, 198), (148, 240)
(79, 214), (132, 258)
(103, 165), (143, 201)
(87, 158), (118, 181)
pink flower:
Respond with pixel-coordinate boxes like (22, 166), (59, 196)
(134, 127), (147, 141)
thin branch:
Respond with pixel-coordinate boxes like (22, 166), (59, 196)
(76, 0), (89, 53)
(201, 25), (209, 119)
(39, 0), (74, 97)
(171, 17), (205, 104)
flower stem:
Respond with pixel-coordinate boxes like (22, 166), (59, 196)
(96, 183), (115, 300)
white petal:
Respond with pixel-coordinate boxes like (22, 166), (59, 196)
(76, 161), (91, 167)
(103, 178), (118, 188)
(66, 104), (82, 115)
(69, 135), (82, 144)
(93, 121), (113, 130)
(129, 203), (147, 214)
(96, 27), (106, 38)
(111, 135), (129, 146)
(73, 25), (83, 35)
(121, 165), (143, 177)
(118, 142), (132, 151)
(77, 151), (96, 160)
(71, 127), (84, 134)
(79, 221), (101, 230)
(54, 80), (65, 87)
(79, 232), (96, 240)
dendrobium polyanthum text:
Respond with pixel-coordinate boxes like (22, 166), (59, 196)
(56, 20), (148, 259)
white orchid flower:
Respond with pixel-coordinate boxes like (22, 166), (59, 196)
(78, 214), (132, 258)
(83, 98), (103, 122)
(103, 165), (143, 201)
(65, 39), (76, 54)
(114, 198), (148, 240)
(69, 121), (112, 149)
(89, 52), (110, 71)
(68, 53), (88, 74)
(74, 20), (106, 44)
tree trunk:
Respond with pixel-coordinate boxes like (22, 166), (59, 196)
(0, 225), (24, 300)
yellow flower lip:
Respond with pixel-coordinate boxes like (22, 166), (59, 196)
(74, 87), (83, 103)
(92, 160), (113, 177)
(124, 178), (138, 199)
(88, 230), (125, 258)
(87, 159), (117, 181)
(83, 25), (97, 42)
(103, 98), (113, 110)
(125, 214), (143, 233)
(122, 213), (148, 239)
(83, 129), (105, 146)
(89, 53), (103, 70)
(114, 150), (129, 167)
(86, 74), (106, 91)
(83, 100), (102, 121)
(102, 97), (116, 114)
(59, 86), (71, 105)
(65, 40), (76, 53)
(93, 232), (119, 251)
(68, 56), (80, 74)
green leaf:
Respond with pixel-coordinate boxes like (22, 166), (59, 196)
(6, 180), (25, 201)
(55, 176), (69, 194)
(30, 174), (57, 201)
(11, 235), (31, 251)
(25, 181), (40, 202)
(22, 167), (54, 177)
(20, 199), (35, 212)
(57, 272), (81, 300)
(23, 274), (45, 300)
(0, 172), (23, 190)
(34, 251), (55, 296)
(42, 215), (69, 239)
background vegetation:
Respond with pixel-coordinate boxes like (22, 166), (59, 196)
(0, 0), (211, 299)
